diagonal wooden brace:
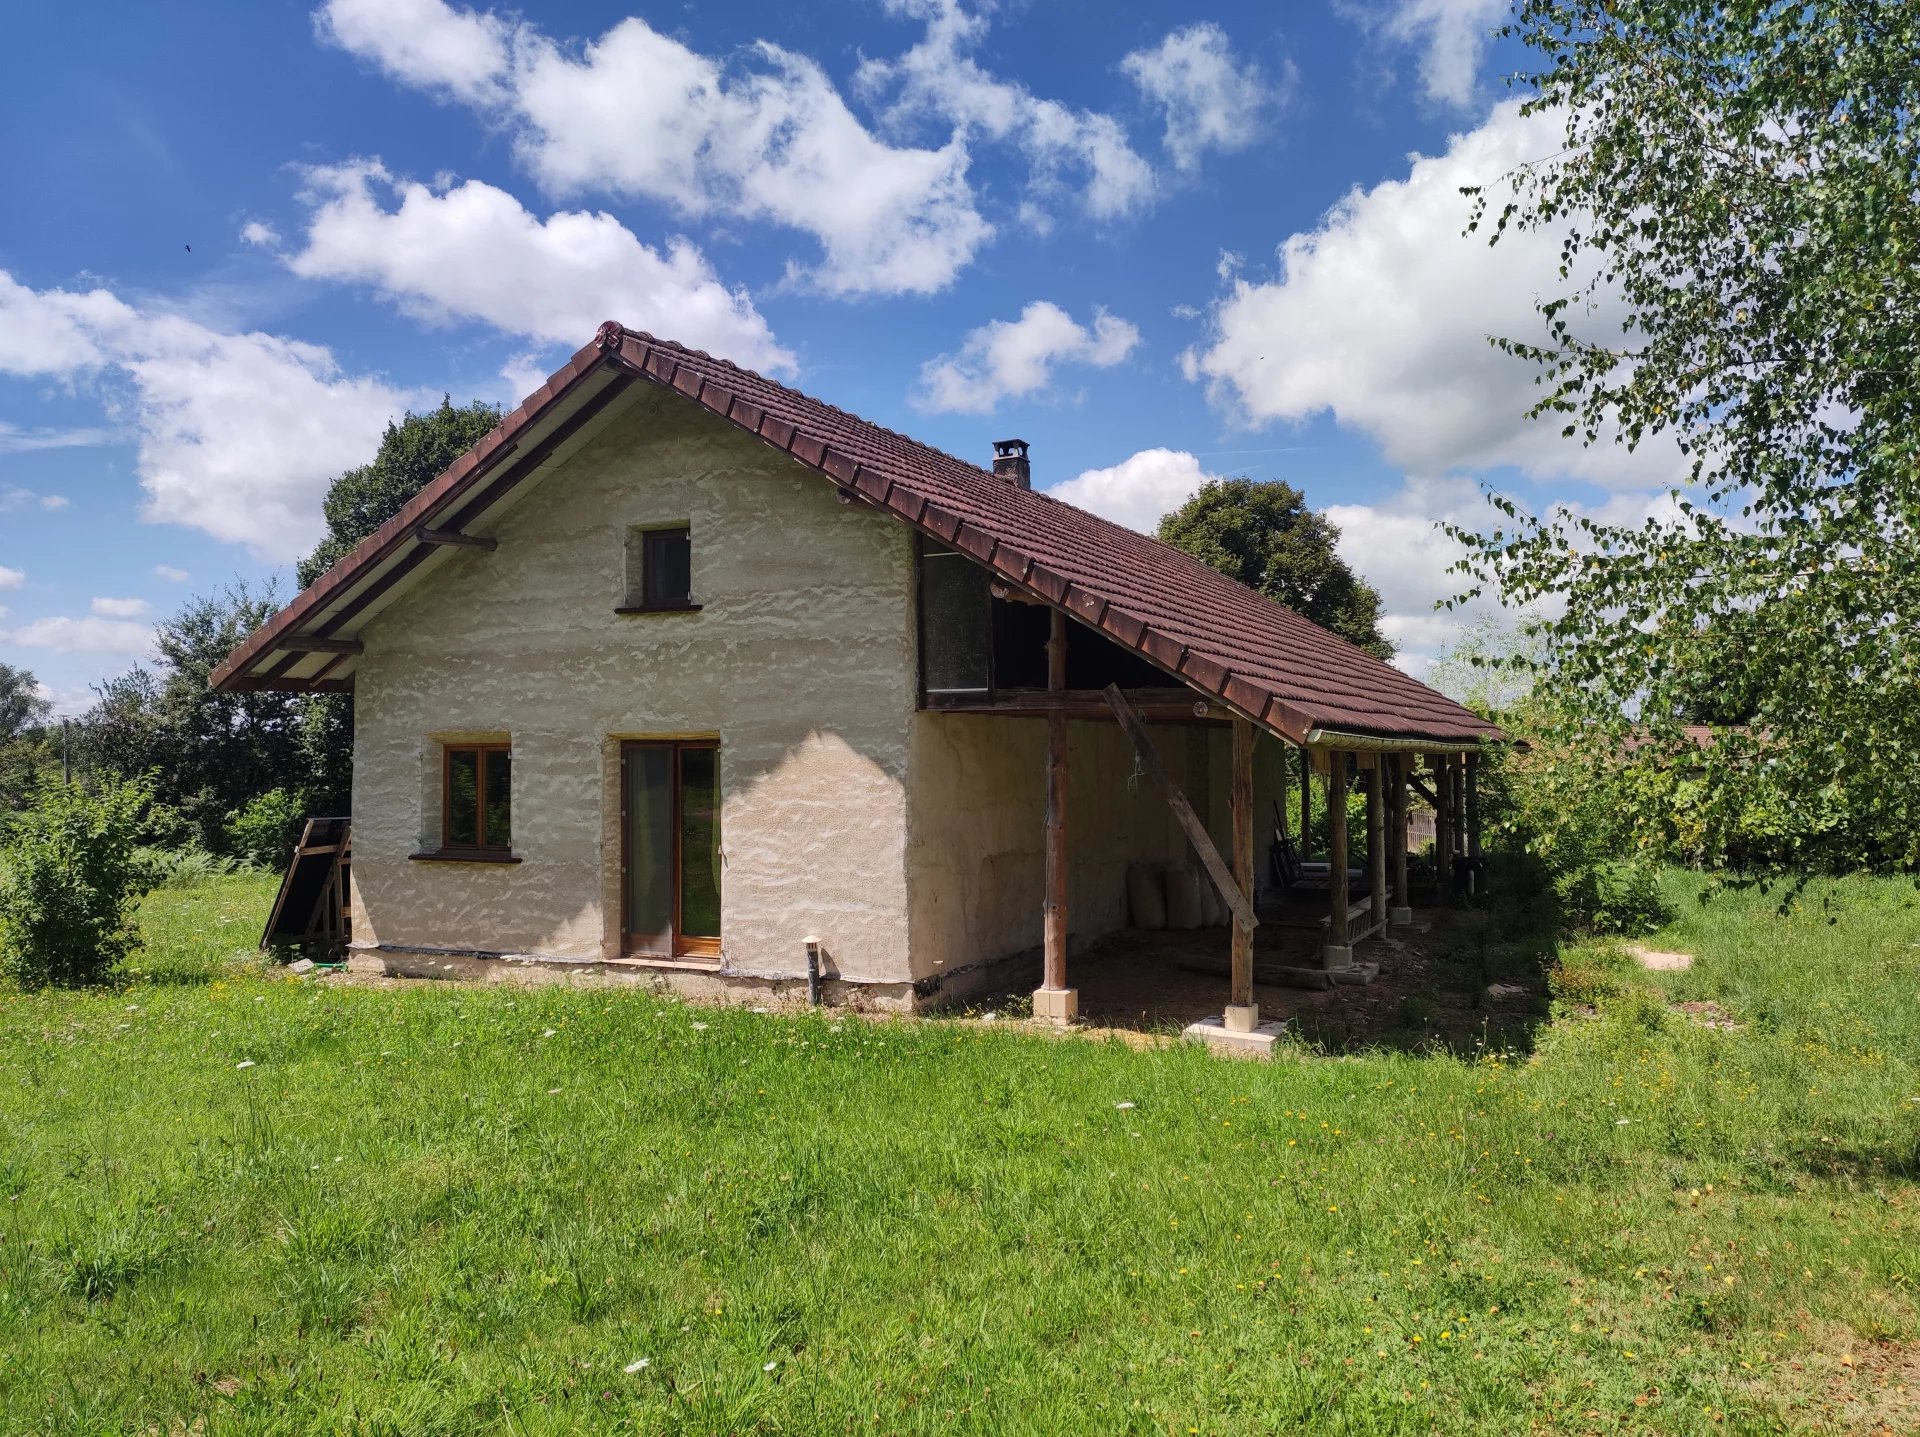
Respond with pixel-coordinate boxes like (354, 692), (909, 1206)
(1102, 684), (1257, 933)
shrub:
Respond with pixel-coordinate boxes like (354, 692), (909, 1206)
(225, 787), (307, 871)
(132, 845), (239, 889)
(0, 776), (153, 989)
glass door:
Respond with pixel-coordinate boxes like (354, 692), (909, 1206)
(621, 741), (722, 958)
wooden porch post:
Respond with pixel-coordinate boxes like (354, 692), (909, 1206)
(1226, 716), (1258, 1031)
(1298, 746), (1312, 858)
(1389, 753), (1413, 925)
(1431, 753), (1453, 901)
(1465, 750), (1483, 901)
(1366, 755), (1388, 935)
(1035, 608), (1076, 1025)
(1325, 752), (1353, 970)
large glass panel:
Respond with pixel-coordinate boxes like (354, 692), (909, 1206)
(446, 748), (480, 847)
(483, 748), (512, 848)
(623, 745), (673, 952)
(678, 746), (721, 940)
(919, 545), (991, 692)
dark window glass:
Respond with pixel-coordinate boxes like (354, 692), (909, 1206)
(678, 746), (721, 940)
(483, 748), (512, 848)
(919, 543), (992, 692)
(447, 748), (480, 847)
(622, 744), (673, 950)
(444, 744), (510, 849)
(643, 527), (693, 606)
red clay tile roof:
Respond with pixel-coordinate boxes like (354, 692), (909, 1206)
(213, 323), (1497, 746)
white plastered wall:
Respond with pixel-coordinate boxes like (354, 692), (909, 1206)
(350, 388), (920, 984)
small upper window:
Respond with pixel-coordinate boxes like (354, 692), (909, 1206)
(444, 743), (511, 850)
(622, 524), (695, 611)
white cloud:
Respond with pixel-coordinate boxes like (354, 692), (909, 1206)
(2, 483), (75, 512)
(1046, 448), (1215, 533)
(0, 267), (427, 559)
(859, 0), (1155, 224)
(316, 0), (510, 102)
(288, 163), (793, 372)
(154, 565), (190, 582)
(0, 566), (22, 590)
(1344, 0), (1511, 110)
(40, 494), (69, 510)
(1183, 101), (1681, 490)
(914, 302), (1138, 415)
(240, 220), (281, 247)
(0, 615), (156, 655)
(1121, 23), (1281, 171)
(0, 422), (113, 455)
(90, 596), (151, 618)
(317, 0), (990, 296)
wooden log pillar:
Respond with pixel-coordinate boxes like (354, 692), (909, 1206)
(1465, 750), (1483, 901)
(1226, 716), (1258, 1031)
(1298, 743), (1311, 858)
(1325, 752), (1352, 969)
(1431, 753), (1454, 901)
(1035, 608), (1076, 1025)
(1366, 755), (1387, 934)
(1388, 753), (1413, 924)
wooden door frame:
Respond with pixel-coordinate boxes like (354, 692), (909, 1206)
(619, 739), (721, 959)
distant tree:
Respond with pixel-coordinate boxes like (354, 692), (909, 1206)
(0, 663), (56, 818)
(0, 662), (49, 741)
(1427, 612), (1544, 719)
(76, 583), (305, 850)
(296, 398), (501, 811)
(297, 397), (502, 587)
(1454, 1), (1920, 870)
(1157, 478), (1393, 658)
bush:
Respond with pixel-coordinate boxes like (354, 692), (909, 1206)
(0, 776), (154, 989)
(225, 787), (307, 871)
(132, 845), (239, 890)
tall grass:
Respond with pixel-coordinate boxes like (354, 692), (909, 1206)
(0, 871), (1913, 1433)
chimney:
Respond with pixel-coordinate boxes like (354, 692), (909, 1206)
(992, 438), (1031, 489)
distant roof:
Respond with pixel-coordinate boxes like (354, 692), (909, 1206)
(212, 323), (1498, 747)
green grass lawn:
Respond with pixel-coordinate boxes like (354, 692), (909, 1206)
(0, 869), (1915, 1434)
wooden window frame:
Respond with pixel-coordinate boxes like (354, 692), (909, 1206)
(619, 739), (721, 960)
(438, 742), (513, 855)
(616, 523), (701, 615)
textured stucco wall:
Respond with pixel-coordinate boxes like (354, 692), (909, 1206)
(351, 388), (919, 983)
(904, 710), (1199, 985)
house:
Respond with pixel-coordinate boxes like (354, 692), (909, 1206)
(213, 323), (1497, 1033)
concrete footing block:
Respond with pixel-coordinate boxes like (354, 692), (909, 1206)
(1184, 1014), (1289, 1058)
(1032, 986), (1079, 1024)
(1388, 906), (1414, 925)
(1329, 961), (1382, 986)
(1323, 944), (1354, 971)
(1223, 1003), (1261, 1033)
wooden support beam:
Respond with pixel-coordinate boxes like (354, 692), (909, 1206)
(1367, 754), (1388, 933)
(1230, 716), (1255, 1010)
(1298, 744), (1312, 859)
(1465, 750), (1483, 899)
(1043, 609), (1070, 994)
(417, 527), (498, 551)
(1327, 753), (1351, 953)
(1389, 754), (1411, 922)
(273, 636), (363, 655)
(1102, 684), (1257, 934)
(1431, 753), (1454, 899)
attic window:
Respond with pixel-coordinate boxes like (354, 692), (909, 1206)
(619, 524), (698, 613)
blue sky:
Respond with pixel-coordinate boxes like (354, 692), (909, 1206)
(0, 0), (1679, 708)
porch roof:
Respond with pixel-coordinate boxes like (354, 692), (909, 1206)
(211, 323), (1499, 748)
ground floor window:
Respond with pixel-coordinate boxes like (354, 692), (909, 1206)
(443, 743), (511, 851)
(621, 740), (721, 958)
